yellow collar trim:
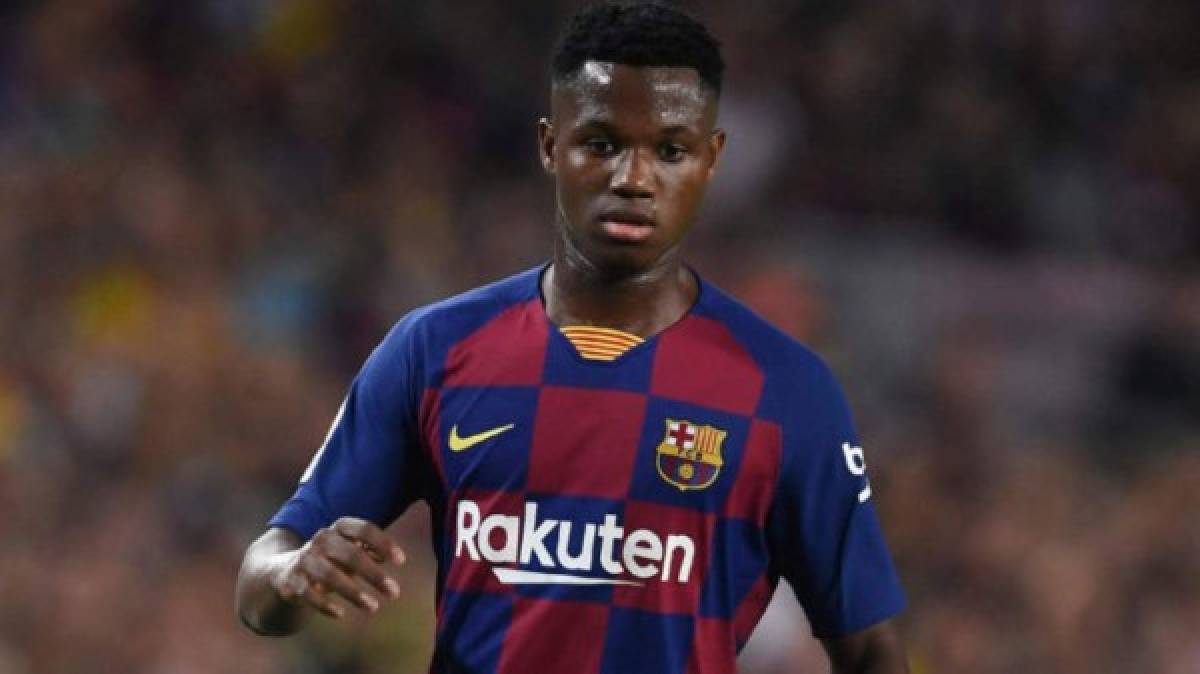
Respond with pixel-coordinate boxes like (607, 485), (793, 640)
(560, 325), (645, 362)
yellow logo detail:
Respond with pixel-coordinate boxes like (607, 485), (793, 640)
(656, 419), (727, 491)
(448, 423), (515, 452)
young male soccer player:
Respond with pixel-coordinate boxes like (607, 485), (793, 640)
(237, 3), (908, 672)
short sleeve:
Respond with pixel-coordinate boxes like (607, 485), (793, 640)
(267, 316), (429, 541)
(766, 359), (905, 638)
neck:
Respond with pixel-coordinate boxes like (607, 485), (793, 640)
(543, 244), (698, 339)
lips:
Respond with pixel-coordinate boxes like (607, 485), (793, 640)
(596, 209), (655, 243)
(598, 209), (655, 226)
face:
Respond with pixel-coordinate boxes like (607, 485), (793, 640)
(539, 62), (726, 278)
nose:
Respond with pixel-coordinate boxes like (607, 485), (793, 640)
(610, 147), (655, 198)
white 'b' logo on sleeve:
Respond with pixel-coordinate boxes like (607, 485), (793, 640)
(841, 443), (872, 503)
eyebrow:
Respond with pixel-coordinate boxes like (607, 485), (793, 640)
(571, 118), (700, 136)
(572, 117), (618, 132)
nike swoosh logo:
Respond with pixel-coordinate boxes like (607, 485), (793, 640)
(448, 423), (515, 452)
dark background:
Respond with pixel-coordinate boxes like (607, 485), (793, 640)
(1, 1), (1198, 672)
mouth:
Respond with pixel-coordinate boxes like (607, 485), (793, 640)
(596, 209), (656, 243)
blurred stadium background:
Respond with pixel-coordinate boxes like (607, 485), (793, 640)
(1, 1), (1198, 672)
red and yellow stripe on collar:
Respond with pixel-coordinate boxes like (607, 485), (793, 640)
(560, 325), (644, 362)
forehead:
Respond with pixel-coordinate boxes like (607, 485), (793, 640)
(552, 61), (716, 129)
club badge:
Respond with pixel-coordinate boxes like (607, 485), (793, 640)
(656, 419), (726, 491)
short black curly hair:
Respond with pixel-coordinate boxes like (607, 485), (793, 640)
(551, 1), (724, 96)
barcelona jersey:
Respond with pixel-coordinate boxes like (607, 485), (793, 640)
(269, 265), (905, 673)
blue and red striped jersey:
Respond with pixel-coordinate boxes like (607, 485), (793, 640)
(269, 265), (905, 673)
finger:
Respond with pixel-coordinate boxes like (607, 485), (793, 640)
(357, 539), (394, 565)
(299, 577), (345, 619)
(323, 535), (402, 600)
(275, 570), (307, 605)
(334, 518), (406, 564)
(302, 554), (382, 614)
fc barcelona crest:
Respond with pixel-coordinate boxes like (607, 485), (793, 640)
(656, 419), (726, 491)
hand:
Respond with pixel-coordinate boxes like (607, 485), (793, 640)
(271, 517), (406, 620)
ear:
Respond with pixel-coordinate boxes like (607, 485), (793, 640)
(705, 128), (727, 181)
(537, 117), (556, 174)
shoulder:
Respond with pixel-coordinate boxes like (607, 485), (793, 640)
(694, 277), (846, 423)
(337, 267), (543, 416)
(376, 266), (544, 357)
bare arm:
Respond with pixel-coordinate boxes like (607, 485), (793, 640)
(235, 518), (406, 636)
(822, 619), (909, 674)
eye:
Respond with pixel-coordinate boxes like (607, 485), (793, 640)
(584, 138), (616, 157)
(658, 143), (687, 162)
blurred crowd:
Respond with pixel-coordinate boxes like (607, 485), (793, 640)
(1, 1), (1197, 673)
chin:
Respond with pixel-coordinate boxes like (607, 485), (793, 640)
(593, 246), (680, 284)
(569, 244), (650, 280)
(558, 221), (669, 281)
